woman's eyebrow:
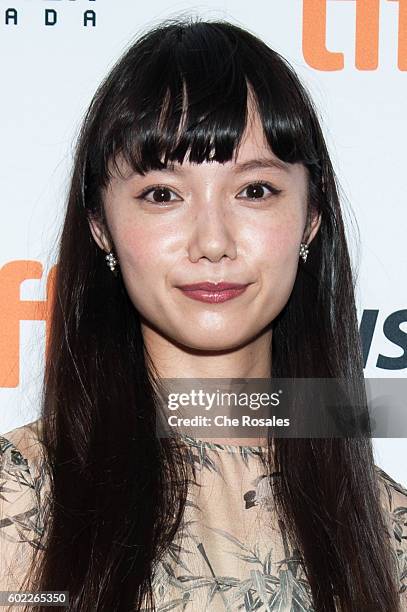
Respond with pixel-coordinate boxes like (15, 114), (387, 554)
(148, 157), (290, 175)
(232, 157), (290, 174)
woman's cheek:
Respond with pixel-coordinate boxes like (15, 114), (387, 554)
(115, 225), (156, 268)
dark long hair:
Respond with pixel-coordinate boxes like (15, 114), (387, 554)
(22, 16), (401, 611)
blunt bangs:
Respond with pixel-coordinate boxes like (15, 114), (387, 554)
(83, 19), (322, 211)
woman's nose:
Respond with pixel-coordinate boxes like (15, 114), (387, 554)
(188, 200), (237, 263)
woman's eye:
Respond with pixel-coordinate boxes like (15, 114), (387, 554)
(237, 182), (282, 201)
(138, 185), (180, 204)
(137, 181), (282, 205)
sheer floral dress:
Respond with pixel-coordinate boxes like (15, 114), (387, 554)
(1, 420), (406, 611)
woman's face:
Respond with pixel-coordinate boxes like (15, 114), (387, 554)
(89, 110), (321, 352)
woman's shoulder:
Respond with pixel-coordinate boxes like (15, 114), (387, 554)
(0, 417), (48, 591)
(374, 464), (407, 508)
(0, 417), (48, 541)
(0, 417), (46, 491)
(1, 417), (44, 461)
(374, 464), (407, 603)
(0, 413), (48, 500)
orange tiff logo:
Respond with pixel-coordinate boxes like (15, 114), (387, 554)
(303, 0), (407, 70)
(0, 261), (56, 388)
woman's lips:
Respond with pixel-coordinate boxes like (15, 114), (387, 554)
(177, 283), (250, 303)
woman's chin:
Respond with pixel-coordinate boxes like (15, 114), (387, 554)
(173, 330), (253, 353)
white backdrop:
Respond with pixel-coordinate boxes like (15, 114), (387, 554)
(1, 0), (406, 484)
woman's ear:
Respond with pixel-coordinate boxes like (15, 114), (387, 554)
(305, 209), (322, 245)
(87, 214), (113, 253)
